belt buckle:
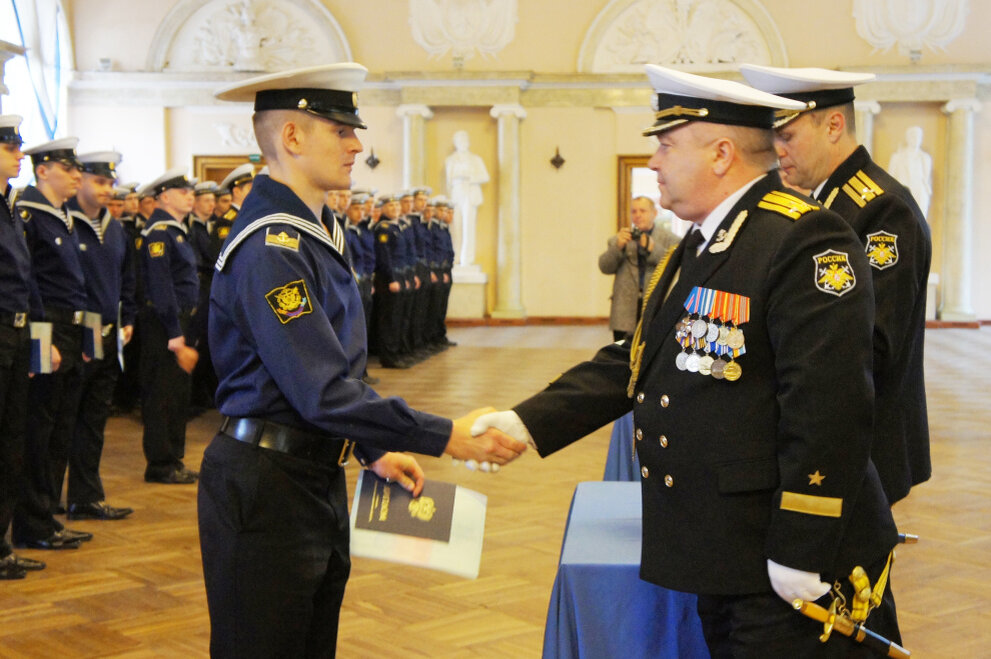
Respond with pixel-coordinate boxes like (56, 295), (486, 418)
(72, 310), (84, 325)
(101, 323), (114, 337)
(337, 439), (353, 466)
(13, 312), (27, 328)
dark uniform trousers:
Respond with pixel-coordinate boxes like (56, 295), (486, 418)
(14, 321), (84, 541)
(67, 332), (120, 505)
(198, 433), (350, 658)
(0, 325), (30, 556)
(140, 308), (192, 477)
(373, 275), (404, 364)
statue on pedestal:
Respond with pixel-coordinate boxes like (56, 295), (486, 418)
(888, 126), (932, 218)
(445, 130), (489, 267)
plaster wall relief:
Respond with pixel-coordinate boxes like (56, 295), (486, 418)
(853, 0), (968, 61)
(409, 0), (518, 66)
(147, 0), (352, 72)
(579, 0), (786, 73)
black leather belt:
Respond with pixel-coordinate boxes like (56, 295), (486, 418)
(44, 306), (85, 325)
(220, 416), (352, 466)
(0, 311), (28, 328)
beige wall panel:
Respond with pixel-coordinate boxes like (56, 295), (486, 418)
(67, 104), (167, 184)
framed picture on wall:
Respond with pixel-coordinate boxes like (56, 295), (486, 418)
(193, 155), (266, 186)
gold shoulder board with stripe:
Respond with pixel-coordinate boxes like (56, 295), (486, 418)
(841, 170), (885, 208)
(757, 191), (820, 220)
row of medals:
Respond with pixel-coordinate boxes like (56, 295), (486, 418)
(674, 314), (744, 381)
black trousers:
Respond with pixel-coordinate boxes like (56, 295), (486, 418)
(0, 325), (30, 556)
(198, 433), (350, 658)
(114, 314), (141, 411)
(14, 322), (83, 541)
(696, 554), (900, 658)
(139, 309), (191, 477)
(399, 277), (415, 356)
(373, 282), (403, 364)
(67, 333), (120, 505)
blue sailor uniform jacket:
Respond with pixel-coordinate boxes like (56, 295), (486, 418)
(67, 199), (137, 327)
(0, 184), (33, 316)
(210, 175), (451, 465)
(373, 219), (406, 283)
(141, 209), (199, 341)
(816, 146), (931, 504)
(513, 172), (897, 595)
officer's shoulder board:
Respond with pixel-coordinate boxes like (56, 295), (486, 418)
(756, 191), (819, 220)
(223, 208), (237, 221)
(830, 170), (885, 209)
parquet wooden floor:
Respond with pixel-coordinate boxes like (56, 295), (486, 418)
(1, 325), (988, 657)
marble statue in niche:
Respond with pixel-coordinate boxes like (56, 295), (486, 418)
(445, 130), (489, 267)
(888, 126), (933, 218)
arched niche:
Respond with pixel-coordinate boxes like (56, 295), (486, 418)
(145, 0), (353, 72)
(578, 0), (788, 73)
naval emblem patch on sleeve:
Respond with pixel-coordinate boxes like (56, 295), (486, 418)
(265, 279), (313, 324)
(813, 249), (856, 297)
(865, 230), (898, 270)
(264, 227), (300, 251)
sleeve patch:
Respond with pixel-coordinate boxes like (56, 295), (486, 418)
(813, 249), (856, 296)
(148, 242), (165, 258)
(865, 231), (898, 270)
(217, 226), (230, 239)
(780, 491), (842, 518)
(265, 279), (314, 324)
(378, 233), (389, 243)
(264, 227), (300, 251)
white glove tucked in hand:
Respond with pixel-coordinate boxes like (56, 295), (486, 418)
(767, 559), (831, 604)
(459, 411), (534, 473)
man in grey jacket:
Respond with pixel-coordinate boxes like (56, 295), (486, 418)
(599, 196), (679, 340)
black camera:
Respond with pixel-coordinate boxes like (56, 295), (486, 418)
(630, 226), (644, 240)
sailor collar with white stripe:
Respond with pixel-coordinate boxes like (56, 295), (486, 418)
(16, 187), (73, 232)
(68, 206), (114, 244)
(141, 216), (189, 237)
(215, 212), (344, 272)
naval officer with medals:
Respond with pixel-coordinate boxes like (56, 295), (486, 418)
(741, 65), (932, 507)
(199, 63), (526, 657)
(473, 65), (901, 656)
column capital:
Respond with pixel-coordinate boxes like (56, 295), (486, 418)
(490, 103), (527, 120)
(854, 100), (881, 115)
(942, 97), (981, 115)
(395, 103), (434, 119)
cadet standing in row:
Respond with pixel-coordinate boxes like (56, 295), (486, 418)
(188, 181), (220, 410)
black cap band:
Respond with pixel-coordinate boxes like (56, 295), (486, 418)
(81, 162), (118, 179)
(779, 87), (856, 111)
(645, 93), (776, 136)
(31, 149), (82, 170)
(0, 127), (22, 146)
(153, 176), (193, 196)
(254, 88), (366, 129)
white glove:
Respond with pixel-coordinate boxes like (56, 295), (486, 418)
(457, 411), (534, 474)
(767, 559), (831, 604)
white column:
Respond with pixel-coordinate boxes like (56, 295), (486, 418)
(854, 100), (881, 155)
(489, 103), (527, 319)
(940, 97), (981, 321)
(395, 104), (433, 189)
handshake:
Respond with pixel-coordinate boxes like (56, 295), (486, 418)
(446, 408), (533, 472)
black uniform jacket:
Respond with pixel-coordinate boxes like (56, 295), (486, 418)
(514, 171), (897, 595)
(818, 146), (932, 504)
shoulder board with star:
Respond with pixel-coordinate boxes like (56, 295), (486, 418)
(836, 170), (886, 209)
(756, 191), (820, 220)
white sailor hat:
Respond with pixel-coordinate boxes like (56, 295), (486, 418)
(219, 163), (255, 193)
(412, 186), (432, 196)
(118, 181), (139, 193)
(23, 137), (83, 169)
(400, 189), (415, 199)
(215, 63), (368, 130)
(194, 181), (220, 196)
(739, 65), (876, 128)
(642, 64), (805, 137)
(349, 193), (368, 205)
(111, 186), (131, 201)
(78, 151), (122, 180)
(147, 167), (195, 196)
(257, 165), (269, 176)
(427, 195), (445, 207)
(0, 115), (23, 146)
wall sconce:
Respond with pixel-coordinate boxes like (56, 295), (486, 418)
(550, 147), (565, 169)
(365, 148), (380, 170)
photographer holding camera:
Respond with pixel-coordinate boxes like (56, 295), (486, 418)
(598, 196), (679, 341)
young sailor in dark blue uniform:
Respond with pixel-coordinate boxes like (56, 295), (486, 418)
(431, 198), (457, 349)
(139, 169), (200, 484)
(409, 186), (434, 358)
(13, 138), (94, 550)
(188, 180), (220, 410)
(372, 193), (410, 368)
(0, 115), (47, 577)
(742, 64), (932, 506)
(202, 63), (526, 658)
(65, 151), (136, 520)
(112, 182), (144, 414)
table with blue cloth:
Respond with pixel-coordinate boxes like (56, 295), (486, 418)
(603, 412), (639, 481)
(542, 481), (708, 659)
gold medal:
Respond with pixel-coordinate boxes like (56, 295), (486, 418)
(723, 360), (742, 381)
(717, 326), (730, 346)
(698, 355), (714, 376)
(727, 328), (745, 351)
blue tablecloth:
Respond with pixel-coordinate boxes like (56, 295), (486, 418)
(542, 482), (708, 659)
(603, 412), (640, 481)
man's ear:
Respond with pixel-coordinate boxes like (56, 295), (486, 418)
(711, 137), (735, 177)
(826, 110), (846, 144)
(281, 118), (305, 157)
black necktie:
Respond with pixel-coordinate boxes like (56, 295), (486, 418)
(679, 228), (704, 278)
